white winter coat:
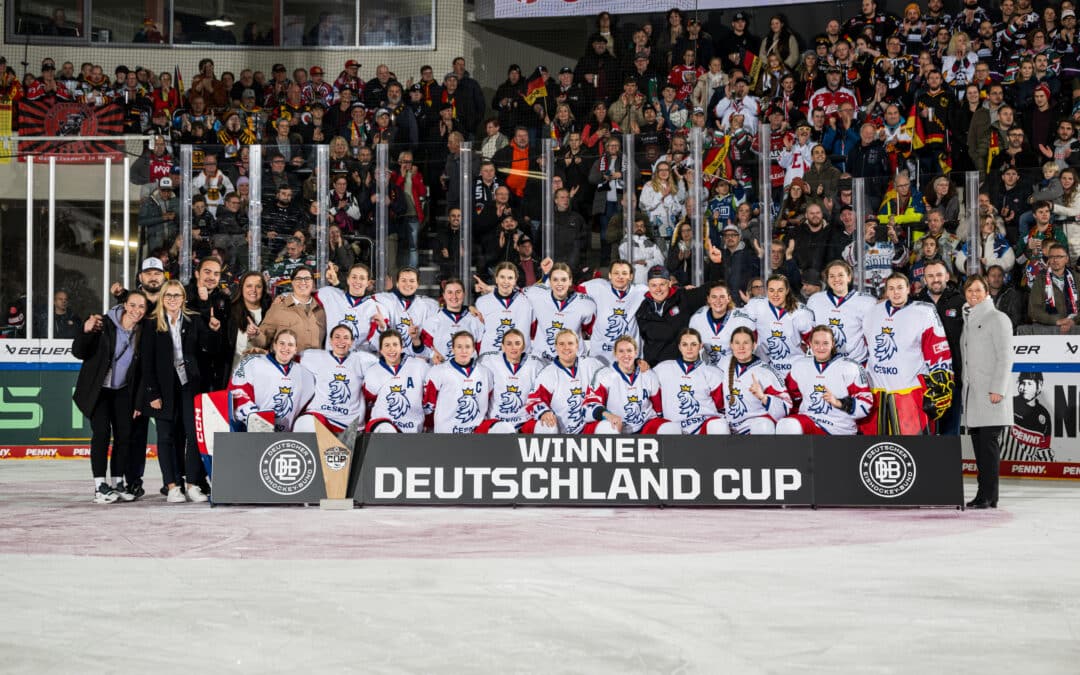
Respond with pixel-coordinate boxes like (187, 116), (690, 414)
(960, 297), (1014, 428)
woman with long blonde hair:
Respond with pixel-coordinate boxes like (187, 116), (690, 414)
(638, 161), (687, 245)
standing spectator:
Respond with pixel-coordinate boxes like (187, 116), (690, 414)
(846, 123), (891, 204)
(987, 264), (1027, 328)
(251, 266), (327, 352)
(638, 161), (687, 248)
(191, 154), (234, 216)
(619, 214), (667, 285)
(915, 260), (966, 435)
(37, 290), (81, 339)
(1028, 243), (1080, 333)
(227, 272), (270, 373)
(394, 150), (427, 269)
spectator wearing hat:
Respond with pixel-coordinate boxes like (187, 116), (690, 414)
(724, 12), (760, 74)
(513, 233), (542, 287)
(552, 66), (591, 121)
(439, 72), (477, 139)
(139, 177), (179, 259)
(493, 64), (531, 133)
(450, 57), (486, 137)
(635, 264), (710, 365)
(304, 66), (334, 107)
(483, 213), (530, 272)
(334, 60), (364, 101)
(575, 33), (618, 101)
(708, 224), (760, 306)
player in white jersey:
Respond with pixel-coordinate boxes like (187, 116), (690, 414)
(525, 330), (606, 434)
(577, 260), (648, 364)
(229, 329), (316, 432)
(372, 267), (439, 353)
(473, 262), (535, 357)
(717, 327), (792, 434)
(777, 326), (874, 435)
(688, 282), (756, 365)
(294, 324), (378, 434)
(422, 331), (514, 433)
(416, 278), (485, 363)
(652, 329), (729, 434)
(861, 272), (954, 435)
(319, 262), (386, 353)
(805, 260), (878, 365)
(362, 329), (431, 433)
(524, 262), (596, 361)
(591, 336), (680, 434)
(742, 275), (815, 377)
(478, 328), (544, 430)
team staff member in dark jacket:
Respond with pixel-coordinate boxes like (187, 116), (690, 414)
(142, 280), (221, 503)
(916, 259), (966, 435)
(73, 292), (148, 504)
(186, 256), (232, 389)
(636, 265), (710, 365)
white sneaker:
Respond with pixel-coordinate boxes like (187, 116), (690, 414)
(113, 482), (136, 502)
(93, 484), (119, 504)
(186, 484), (208, 503)
(166, 486), (186, 503)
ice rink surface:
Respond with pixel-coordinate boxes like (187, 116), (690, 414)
(1, 460), (1078, 674)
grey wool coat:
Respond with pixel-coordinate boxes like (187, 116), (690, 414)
(960, 297), (1014, 428)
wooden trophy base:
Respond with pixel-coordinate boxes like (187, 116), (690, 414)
(319, 498), (353, 510)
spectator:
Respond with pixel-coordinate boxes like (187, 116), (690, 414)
(638, 161), (687, 248)
(987, 264), (1027, 328)
(251, 266), (327, 352)
(618, 213), (666, 285)
(1028, 243), (1080, 333)
(227, 272), (270, 372)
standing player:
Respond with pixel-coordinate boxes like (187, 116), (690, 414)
(525, 330), (607, 434)
(474, 262), (535, 357)
(373, 267), (439, 353)
(525, 262), (597, 362)
(320, 263), (386, 353)
(652, 329), (729, 434)
(717, 327), (792, 434)
(229, 329), (316, 432)
(1001, 372), (1054, 462)
(805, 260), (878, 364)
(294, 324), (377, 434)
(577, 259), (648, 364)
(862, 272), (954, 434)
(416, 279), (485, 363)
(688, 282), (755, 365)
(777, 325), (874, 434)
(362, 330), (430, 433)
(479, 329), (544, 431)
(591, 336), (681, 434)
(742, 275), (815, 377)
(423, 332), (512, 433)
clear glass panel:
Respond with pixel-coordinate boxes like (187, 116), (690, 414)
(11, 0), (83, 37)
(0, 155), (32, 338)
(91, 0), (168, 44)
(282, 0), (355, 47)
(172, 0), (270, 46)
(359, 0), (432, 47)
(49, 158), (106, 338)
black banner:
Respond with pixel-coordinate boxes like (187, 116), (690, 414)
(212, 433), (326, 505)
(811, 436), (964, 506)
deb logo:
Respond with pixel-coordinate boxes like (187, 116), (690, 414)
(859, 441), (916, 498)
(874, 327), (898, 361)
(259, 439), (317, 496)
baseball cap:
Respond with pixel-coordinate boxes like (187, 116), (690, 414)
(310, 66), (324, 75)
(733, 11), (748, 21)
(272, 63), (286, 73)
(375, 108), (391, 117)
(647, 265), (669, 280)
(692, 107), (705, 115)
(409, 83), (422, 92)
(242, 88), (256, 99)
(559, 66), (573, 75)
(722, 224), (740, 234)
(6, 303), (24, 328)
(158, 177), (174, 190)
(141, 257), (165, 273)
(517, 234), (532, 244)
(345, 59), (361, 68)
(1064, 9), (1076, 18)
(802, 269), (822, 287)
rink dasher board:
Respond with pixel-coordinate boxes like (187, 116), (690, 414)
(210, 433), (962, 508)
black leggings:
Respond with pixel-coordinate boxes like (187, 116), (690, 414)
(89, 387), (134, 479)
(154, 376), (202, 486)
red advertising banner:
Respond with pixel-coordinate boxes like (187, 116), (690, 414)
(17, 100), (125, 163)
(0, 446), (157, 460)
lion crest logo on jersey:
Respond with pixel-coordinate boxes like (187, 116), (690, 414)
(706, 344), (725, 365)
(566, 386), (585, 426)
(386, 384), (411, 418)
(828, 317), (847, 350)
(808, 384), (831, 416)
(874, 327), (898, 361)
(727, 387), (748, 418)
(455, 387), (480, 423)
(545, 320), (565, 351)
(622, 395), (645, 427)
(493, 318), (514, 347)
(499, 385), (523, 415)
(677, 384), (700, 418)
(397, 317), (413, 346)
(604, 309), (630, 348)
(328, 373), (351, 406)
(273, 386), (294, 422)
(765, 329), (791, 362)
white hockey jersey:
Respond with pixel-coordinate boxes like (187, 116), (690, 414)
(716, 357), (792, 434)
(578, 278), (647, 362)
(422, 359), (495, 433)
(417, 308), (486, 362)
(316, 287), (386, 353)
(229, 354), (316, 432)
(474, 290), (535, 357)
(373, 291), (440, 352)
(298, 349), (377, 428)
(805, 289), (879, 364)
(863, 300), (953, 392)
(361, 357), (430, 433)
(478, 353), (544, 428)
(784, 355), (874, 435)
(526, 357), (605, 434)
(742, 298), (815, 376)
(778, 142), (814, 186)
(652, 358), (726, 433)
(524, 287), (597, 361)
(592, 365), (664, 433)
(688, 306), (757, 366)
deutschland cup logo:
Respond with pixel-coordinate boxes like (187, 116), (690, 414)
(859, 442), (916, 498)
(259, 439), (318, 495)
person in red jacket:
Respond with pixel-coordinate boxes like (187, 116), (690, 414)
(393, 149), (428, 269)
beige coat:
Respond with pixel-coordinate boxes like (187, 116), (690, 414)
(252, 295), (327, 354)
(960, 297), (1014, 428)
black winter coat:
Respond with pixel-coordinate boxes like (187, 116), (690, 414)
(140, 313), (221, 418)
(635, 285), (711, 365)
(72, 315), (143, 417)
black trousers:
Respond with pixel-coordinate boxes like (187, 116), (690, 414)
(154, 376), (203, 487)
(89, 387), (133, 480)
(971, 426), (1004, 503)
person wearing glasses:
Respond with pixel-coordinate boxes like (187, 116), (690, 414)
(251, 266), (327, 353)
(1028, 243), (1080, 334)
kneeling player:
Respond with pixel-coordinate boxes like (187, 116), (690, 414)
(230, 329), (315, 432)
(362, 330), (429, 433)
(718, 327), (792, 434)
(777, 326), (873, 434)
(423, 331), (515, 433)
(525, 330), (606, 433)
(591, 336), (680, 434)
(294, 324), (377, 434)
(653, 329), (729, 434)
(478, 328), (543, 432)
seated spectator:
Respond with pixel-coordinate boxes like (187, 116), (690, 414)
(618, 214), (666, 285)
(1028, 243), (1079, 333)
(138, 177), (178, 258)
(987, 264), (1027, 329)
